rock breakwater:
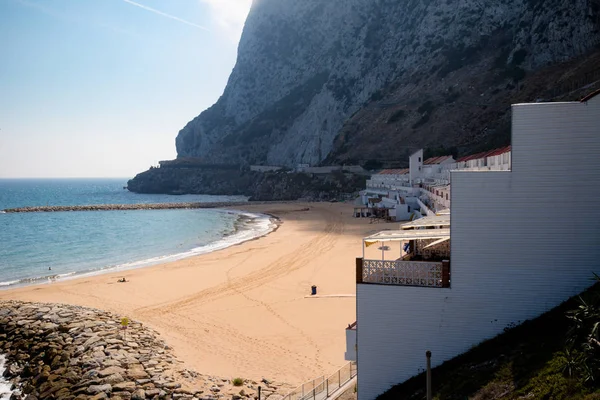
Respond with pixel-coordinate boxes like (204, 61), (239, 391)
(2, 201), (295, 214)
(0, 301), (292, 400)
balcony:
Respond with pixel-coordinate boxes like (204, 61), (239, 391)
(356, 258), (450, 288)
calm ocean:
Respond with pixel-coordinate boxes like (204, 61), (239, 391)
(0, 178), (273, 288)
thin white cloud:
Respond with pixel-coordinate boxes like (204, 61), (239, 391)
(122, 0), (210, 31)
(14, 0), (145, 40)
(199, 0), (251, 42)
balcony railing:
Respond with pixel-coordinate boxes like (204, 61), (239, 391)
(356, 258), (450, 288)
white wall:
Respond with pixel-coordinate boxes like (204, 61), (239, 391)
(409, 149), (423, 184)
(394, 204), (410, 221)
(345, 328), (357, 361)
(357, 97), (600, 400)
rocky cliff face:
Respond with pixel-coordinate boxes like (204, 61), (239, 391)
(175, 0), (600, 167)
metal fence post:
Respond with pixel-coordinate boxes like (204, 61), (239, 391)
(302, 383), (304, 397)
(326, 378), (329, 396)
(426, 351), (432, 400)
(313, 388), (316, 400)
(339, 369), (341, 388)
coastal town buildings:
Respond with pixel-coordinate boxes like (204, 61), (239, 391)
(350, 90), (600, 399)
(356, 144), (511, 220)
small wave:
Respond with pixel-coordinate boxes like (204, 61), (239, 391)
(0, 211), (5, 214)
(0, 211), (276, 289)
(0, 355), (16, 399)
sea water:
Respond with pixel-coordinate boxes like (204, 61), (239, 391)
(0, 355), (14, 399)
(0, 178), (274, 288)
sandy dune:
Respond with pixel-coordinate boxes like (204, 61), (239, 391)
(0, 202), (382, 385)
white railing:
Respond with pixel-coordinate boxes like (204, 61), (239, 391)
(362, 259), (444, 287)
(282, 362), (357, 400)
(417, 198), (434, 216)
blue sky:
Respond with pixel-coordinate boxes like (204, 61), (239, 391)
(0, 0), (251, 178)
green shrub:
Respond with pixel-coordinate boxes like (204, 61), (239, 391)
(232, 377), (244, 386)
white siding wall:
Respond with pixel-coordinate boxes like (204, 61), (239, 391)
(357, 97), (600, 400)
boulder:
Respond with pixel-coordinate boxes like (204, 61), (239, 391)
(113, 382), (136, 392)
(126, 367), (148, 380)
(98, 366), (126, 378)
(87, 384), (112, 394)
(131, 389), (146, 400)
(104, 373), (125, 385)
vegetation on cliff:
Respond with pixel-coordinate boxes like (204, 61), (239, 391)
(127, 167), (366, 201)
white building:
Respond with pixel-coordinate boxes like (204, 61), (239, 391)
(408, 149), (423, 185)
(353, 90), (600, 399)
(365, 168), (412, 191)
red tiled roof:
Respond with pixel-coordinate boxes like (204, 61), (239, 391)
(581, 88), (600, 103)
(423, 155), (452, 165)
(378, 168), (409, 175)
(457, 146), (511, 162)
(486, 145), (512, 157)
(457, 152), (483, 162)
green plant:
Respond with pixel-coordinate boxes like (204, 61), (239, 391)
(566, 275), (600, 382)
(232, 377), (244, 386)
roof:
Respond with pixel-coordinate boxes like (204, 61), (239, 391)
(401, 215), (450, 229)
(456, 146), (511, 162)
(457, 151), (488, 162)
(581, 88), (600, 103)
(486, 145), (511, 157)
(423, 155), (453, 165)
(423, 237), (450, 249)
(377, 168), (409, 175)
(364, 228), (450, 243)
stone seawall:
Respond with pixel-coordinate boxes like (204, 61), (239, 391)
(2, 201), (297, 214)
(0, 301), (292, 400)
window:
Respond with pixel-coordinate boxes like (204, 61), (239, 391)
(418, 166), (421, 171)
(418, 157), (421, 162)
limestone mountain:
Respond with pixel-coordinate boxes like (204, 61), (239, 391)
(175, 0), (600, 167)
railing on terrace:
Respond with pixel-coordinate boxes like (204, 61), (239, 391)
(417, 198), (434, 216)
(356, 258), (450, 288)
(366, 182), (413, 189)
(282, 362), (357, 400)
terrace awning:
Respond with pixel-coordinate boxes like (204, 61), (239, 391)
(401, 215), (450, 229)
(422, 237), (450, 249)
(364, 228), (450, 244)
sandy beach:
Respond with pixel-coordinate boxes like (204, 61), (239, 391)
(0, 202), (381, 385)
